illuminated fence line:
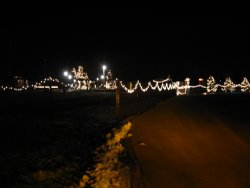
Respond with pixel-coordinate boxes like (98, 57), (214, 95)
(119, 77), (250, 95)
(1, 76), (250, 94)
(0, 77), (68, 92)
(176, 85), (207, 96)
(119, 77), (175, 93)
(0, 85), (29, 91)
(206, 76), (250, 93)
(119, 79), (179, 93)
(32, 77), (68, 89)
(208, 83), (250, 92)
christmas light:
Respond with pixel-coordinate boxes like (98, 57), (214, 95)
(240, 77), (250, 92)
(105, 70), (117, 89)
(120, 79), (179, 93)
(71, 65), (90, 90)
(1, 74), (250, 95)
(222, 77), (236, 92)
(206, 76), (218, 93)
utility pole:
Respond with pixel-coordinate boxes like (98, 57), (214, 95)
(43, 58), (47, 78)
(116, 81), (120, 121)
(136, 86), (139, 114)
(8, 40), (12, 78)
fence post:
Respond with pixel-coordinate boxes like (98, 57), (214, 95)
(136, 87), (139, 114)
(116, 82), (120, 120)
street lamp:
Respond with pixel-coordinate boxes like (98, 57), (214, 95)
(63, 71), (72, 80)
(64, 71), (68, 76)
(68, 75), (72, 80)
(102, 65), (107, 78)
(101, 75), (104, 80)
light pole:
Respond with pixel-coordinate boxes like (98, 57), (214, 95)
(102, 65), (107, 78)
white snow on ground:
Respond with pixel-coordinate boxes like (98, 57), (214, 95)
(79, 122), (132, 188)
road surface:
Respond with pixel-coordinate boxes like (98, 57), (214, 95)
(130, 94), (250, 187)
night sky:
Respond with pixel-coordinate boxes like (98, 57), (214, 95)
(1, 8), (250, 83)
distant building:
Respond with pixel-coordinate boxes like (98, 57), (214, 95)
(13, 76), (29, 88)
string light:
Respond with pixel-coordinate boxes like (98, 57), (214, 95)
(105, 70), (117, 90)
(32, 77), (69, 90)
(240, 77), (250, 92)
(1, 76), (250, 95)
(120, 76), (249, 95)
(206, 76), (218, 93)
(222, 77), (236, 92)
(71, 65), (90, 90)
(120, 79), (178, 93)
(152, 77), (170, 83)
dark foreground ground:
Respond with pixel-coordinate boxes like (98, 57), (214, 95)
(0, 90), (173, 188)
(130, 93), (250, 188)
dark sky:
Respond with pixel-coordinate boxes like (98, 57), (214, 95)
(1, 8), (250, 83)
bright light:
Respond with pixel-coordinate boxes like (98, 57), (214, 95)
(97, 78), (99, 81)
(102, 65), (107, 78)
(68, 75), (72, 80)
(64, 71), (68, 76)
(101, 75), (104, 80)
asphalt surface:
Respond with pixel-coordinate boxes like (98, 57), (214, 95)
(131, 94), (250, 188)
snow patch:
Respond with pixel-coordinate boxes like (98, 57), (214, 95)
(79, 122), (132, 188)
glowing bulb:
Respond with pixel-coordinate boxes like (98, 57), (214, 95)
(68, 75), (72, 80)
(101, 75), (104, 80)
(64, 71), (68, 76)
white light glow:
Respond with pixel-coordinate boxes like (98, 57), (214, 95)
(68, 75), (72, 80)
(64, 71), (68, 76)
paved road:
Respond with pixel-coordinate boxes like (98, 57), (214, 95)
(131, 95), (250, 187)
